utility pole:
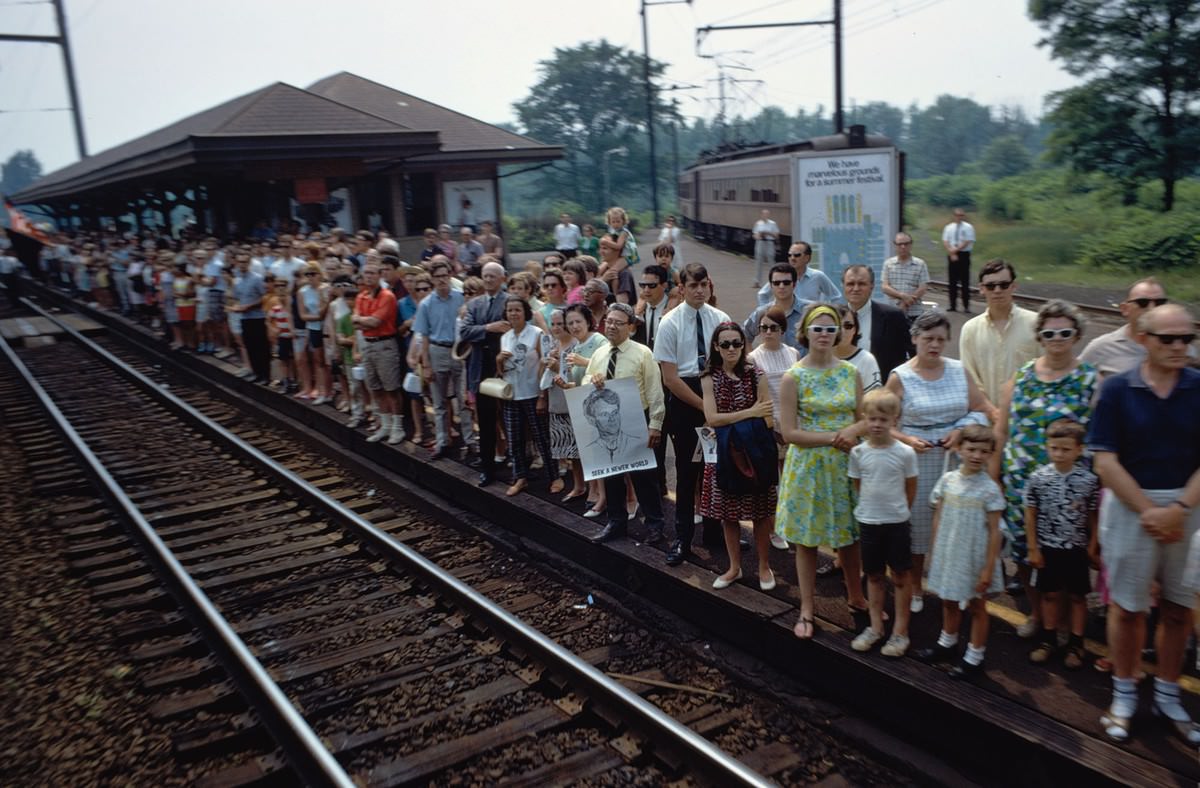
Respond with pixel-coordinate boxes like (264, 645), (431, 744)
(641, 0), (691, 228)
(0, 0), (88, 159)
(696, 0), (844, 134)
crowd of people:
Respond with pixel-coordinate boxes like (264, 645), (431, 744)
(10, 205), (1200, 749)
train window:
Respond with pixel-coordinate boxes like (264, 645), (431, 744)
(750, 189), (762, 201)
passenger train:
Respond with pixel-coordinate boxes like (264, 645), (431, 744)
(677, 125), (904, 255)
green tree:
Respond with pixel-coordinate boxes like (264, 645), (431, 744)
(1029, 0), (1200, 211)
(906, 95), (996, 177)
(513, 40), (679, 213)
(978, 134), (1034, 179)
(1, 149), (42, 196)
(848, 101), (905, 144)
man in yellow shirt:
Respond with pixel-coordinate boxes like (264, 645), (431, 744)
(958, 259), (1039, 423)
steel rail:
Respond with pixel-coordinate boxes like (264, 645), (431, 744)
(15, 299), (773, 786)
(0, 327), (356, 788)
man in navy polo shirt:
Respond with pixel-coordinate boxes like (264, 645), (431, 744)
(1087, 303), (1200, 746)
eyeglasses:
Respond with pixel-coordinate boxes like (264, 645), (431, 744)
(414, 286), (432, 293)
(788, 252), (809, 258)
(1038, 327), (1077, 340)
(604, 319), (630, 327)
(1147, 332), (1196, 346)
(980, 280), (1014, 291)
(1126, 297), (1168, 308)
(717, 340), (744, 349)
(758, 323), (781, 332)
(808, 325), (839, 335)
(638, 281), (661, 288)
(770, 279), (794, 286)
(894, 241), (912, 246)
(842, 322), (857, 330)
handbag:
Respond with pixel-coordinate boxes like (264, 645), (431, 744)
(402, 369), (423, 395)
(479, 377), (514, 400)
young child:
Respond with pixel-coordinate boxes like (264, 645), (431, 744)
(1024, 418), (1099, 669)
(848, 389), (919, 657)
(596, 206), (638, 279)
(267, 279), (298, 392)
(917, 423), (1005, 678)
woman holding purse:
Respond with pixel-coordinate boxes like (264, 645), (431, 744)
(700, 321), (778, 591)
(498, 296), (561, 497)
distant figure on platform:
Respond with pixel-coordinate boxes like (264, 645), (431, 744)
(941, 208), (975, 312)
(554, 213), (581, 260)
(881, 231), (929, 324)
(752, 209), (780, 288)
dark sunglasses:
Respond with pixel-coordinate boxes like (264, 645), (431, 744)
(717, 339), (744, 349)
(1147, 332), (1195, 346)
(788, 252), (809, 258)
(1038, 328), (1077, 340)
(638, 281), (661, 288)
(980, 280), (1014, 291)
(770, 279), (794, 286)
(414, 286), (432, 292)
(842, 322), (857, 330)
(1127, 297), (1168, 308)
(758, 323), (782, 332)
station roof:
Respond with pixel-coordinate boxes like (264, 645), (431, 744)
(14, 72), (561, 204)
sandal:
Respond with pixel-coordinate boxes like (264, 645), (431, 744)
(1100, 707), (1132, 743)
(1153, 704), (1200, 746)
(1063, 644), (1086, 671)
(549, 477), (565, 494)
(793, 617), (815, 640)
(816, 561), (839, 578)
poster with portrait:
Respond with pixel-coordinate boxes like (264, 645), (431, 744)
(565, 378), (657, 481)
(442, 179), (497, 232)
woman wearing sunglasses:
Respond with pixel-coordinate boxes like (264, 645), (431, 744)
(700, 322), (778, 591)
(992, 299), (1098, 648)
(776, 304), (869, 638)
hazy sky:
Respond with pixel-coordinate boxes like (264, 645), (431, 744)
(1, 0), (1078, 177)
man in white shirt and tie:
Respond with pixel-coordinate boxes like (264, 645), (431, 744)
(653, 262), (731, 566)
(941, 207), (976, 313)
(634, 263), (672, 490)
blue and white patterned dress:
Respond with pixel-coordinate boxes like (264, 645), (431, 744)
(896, 359), (988, 554)
(927, 469), (1006, 602)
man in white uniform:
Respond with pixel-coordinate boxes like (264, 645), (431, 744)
(752, 209), (780, 288)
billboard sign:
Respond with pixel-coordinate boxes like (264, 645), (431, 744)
(792, 149), (899, 299)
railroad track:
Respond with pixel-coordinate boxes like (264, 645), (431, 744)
(1, 303), (772, 787)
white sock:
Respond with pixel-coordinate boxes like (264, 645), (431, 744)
(376, 413), (391, 432)
(1111, 677), (1138, 718)
(964, 644), (986, 666)
(1153, 677), (1191, 722)
(937, 630), (959, 649)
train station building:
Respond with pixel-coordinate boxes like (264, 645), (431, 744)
(11, 72), (562, 255)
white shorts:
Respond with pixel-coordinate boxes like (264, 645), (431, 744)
(1099, 488), (1200, 612)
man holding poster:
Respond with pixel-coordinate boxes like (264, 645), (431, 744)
(580, 302), (666, 544)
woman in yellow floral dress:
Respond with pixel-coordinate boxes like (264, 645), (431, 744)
(776, 304), (867, 638)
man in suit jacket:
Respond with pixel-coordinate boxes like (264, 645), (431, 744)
(458, 261), (510, 485)
(841, 264), (909, 383)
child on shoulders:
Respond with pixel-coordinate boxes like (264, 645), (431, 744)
(916, 423), (1005, 679)
(1024, 418), (1099, 670)
(848, 390), (919, 658)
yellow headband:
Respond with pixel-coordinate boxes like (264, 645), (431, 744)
(802, 305), (840, 332)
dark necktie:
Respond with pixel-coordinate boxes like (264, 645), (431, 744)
(647, 305), (656, 348)
(606, 346), (620, 380)
(696, 311), (706, 370)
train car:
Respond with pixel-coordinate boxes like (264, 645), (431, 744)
(679, 125), (903, 266)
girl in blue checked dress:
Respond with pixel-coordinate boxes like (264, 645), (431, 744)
(917, 424), (1005, 679)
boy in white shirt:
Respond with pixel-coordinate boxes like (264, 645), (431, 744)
(849, 389), (919, 657)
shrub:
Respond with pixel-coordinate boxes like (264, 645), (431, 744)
(905, 174), (987, 208)
(1078, 208), (1200, 271)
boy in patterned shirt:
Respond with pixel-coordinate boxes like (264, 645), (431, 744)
(1024, 419), (1100, 669)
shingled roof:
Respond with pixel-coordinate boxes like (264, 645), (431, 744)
(13, 82), (439, 202)
(306, 72), (561, 162)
